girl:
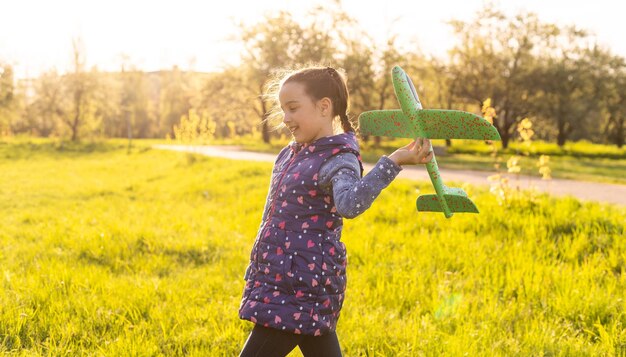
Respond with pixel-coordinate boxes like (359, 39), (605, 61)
(239, 66), (433, 357)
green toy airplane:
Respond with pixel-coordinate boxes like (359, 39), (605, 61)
(358, 66), (501, 218)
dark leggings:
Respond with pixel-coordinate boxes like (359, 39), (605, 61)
(239, 324), (342, 357)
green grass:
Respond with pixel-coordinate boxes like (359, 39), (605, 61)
(1, 138), (626, 355)
(176, 134), (626, 185)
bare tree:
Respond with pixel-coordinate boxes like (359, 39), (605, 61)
(0, 62), (15, 136)
(63, 37), (95, 141)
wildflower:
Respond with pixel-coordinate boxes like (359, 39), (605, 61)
(482, 98), (497, 125)
(507, 156), (521, 174)
(537, 155), (552, 180)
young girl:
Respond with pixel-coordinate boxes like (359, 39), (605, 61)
(239, 66), (433, 357)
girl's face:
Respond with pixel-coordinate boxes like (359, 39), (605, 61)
(279, 81), (334, 145)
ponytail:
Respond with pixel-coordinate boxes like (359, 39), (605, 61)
(325, 67), (354, 133)
(339, 113), (355, 133)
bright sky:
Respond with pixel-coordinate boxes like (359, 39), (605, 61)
(2, 0), (625, 79)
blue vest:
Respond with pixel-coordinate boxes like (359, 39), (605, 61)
(239, 132), (364, 336)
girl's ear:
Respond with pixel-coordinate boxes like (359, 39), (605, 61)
(317, 97), (332, 116)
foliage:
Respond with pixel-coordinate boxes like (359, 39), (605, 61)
(1, 3), (624, 149)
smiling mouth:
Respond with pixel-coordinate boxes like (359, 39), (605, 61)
(288, 126), (299, 134)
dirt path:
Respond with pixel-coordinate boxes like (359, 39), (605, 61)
(153, 144), (626, 206)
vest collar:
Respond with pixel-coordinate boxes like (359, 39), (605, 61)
(289, 131), (358, 154)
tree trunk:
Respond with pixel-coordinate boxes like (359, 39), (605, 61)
(557, 115), (568, 147)
(262, 117), (270, 144)
(501, 133), (510, 149)
(260, 91), (271, 144)
(557, 130), (566, 147)
(71, 114), (79, 142)
(496, 113), (510, 149)
(127, 114), (133, 153)
(614, 116), (624, 148)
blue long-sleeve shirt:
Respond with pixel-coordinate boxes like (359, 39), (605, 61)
(258, 154), (403, 222)
(318, 154), (402, 218)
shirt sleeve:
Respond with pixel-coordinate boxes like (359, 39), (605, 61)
(318, 153), (403, 219)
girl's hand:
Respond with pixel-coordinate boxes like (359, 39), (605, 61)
(388, 138), (434, 167)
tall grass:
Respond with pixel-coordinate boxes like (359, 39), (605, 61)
(1, 139), (625, 356)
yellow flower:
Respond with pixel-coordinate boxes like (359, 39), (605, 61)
(518, 118), (532, 130)
(536, 155), (551, 180)
(539, 166), (552, 180)
(482, 98), (497, 125)
(520, 130), (534, 142)
(507, 156), (521, 173)
(482, 98), (492, 113)
(537, 155), (550, 166)
(517, 118), (534, 143)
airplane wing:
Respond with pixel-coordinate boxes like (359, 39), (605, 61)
(358, 110), (413, 138)
(415, 109), (501, 140)
(359, 109), (501, 140)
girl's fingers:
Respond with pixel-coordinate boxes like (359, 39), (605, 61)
(422, 139), (431, 155)
(399, 138), (434, 164)
(413, 137), (422, 153)
(415, 138), (425, 156)
(422, 151), (434, 163)
(416, 139), (432, 162)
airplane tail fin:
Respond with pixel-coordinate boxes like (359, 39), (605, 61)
(416, 187), (479, 217)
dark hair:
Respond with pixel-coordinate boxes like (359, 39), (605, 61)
(278, 66), (355, 133)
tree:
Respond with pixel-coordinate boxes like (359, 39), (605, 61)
(447, 7), (555, 148)
(30, 69), (66, 136)
(341, 42), (375, 132)
(158, 65), (194, 139)
(421, 56), (461, 146)
(198, 67), (257, 138)
(0, 62), (15, 136)
(238, 10), (335, 143)
(604, 71), (626, 148)
(596, 51), (626, 148)
(367, 35), (404, 146)
(117, 61), (151, 150)
(531, 26), (598, 146)
(63, 37), (97, 141)
(334, 15), (375, 137)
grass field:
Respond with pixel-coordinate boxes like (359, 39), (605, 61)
(1, 138), (625, 356)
